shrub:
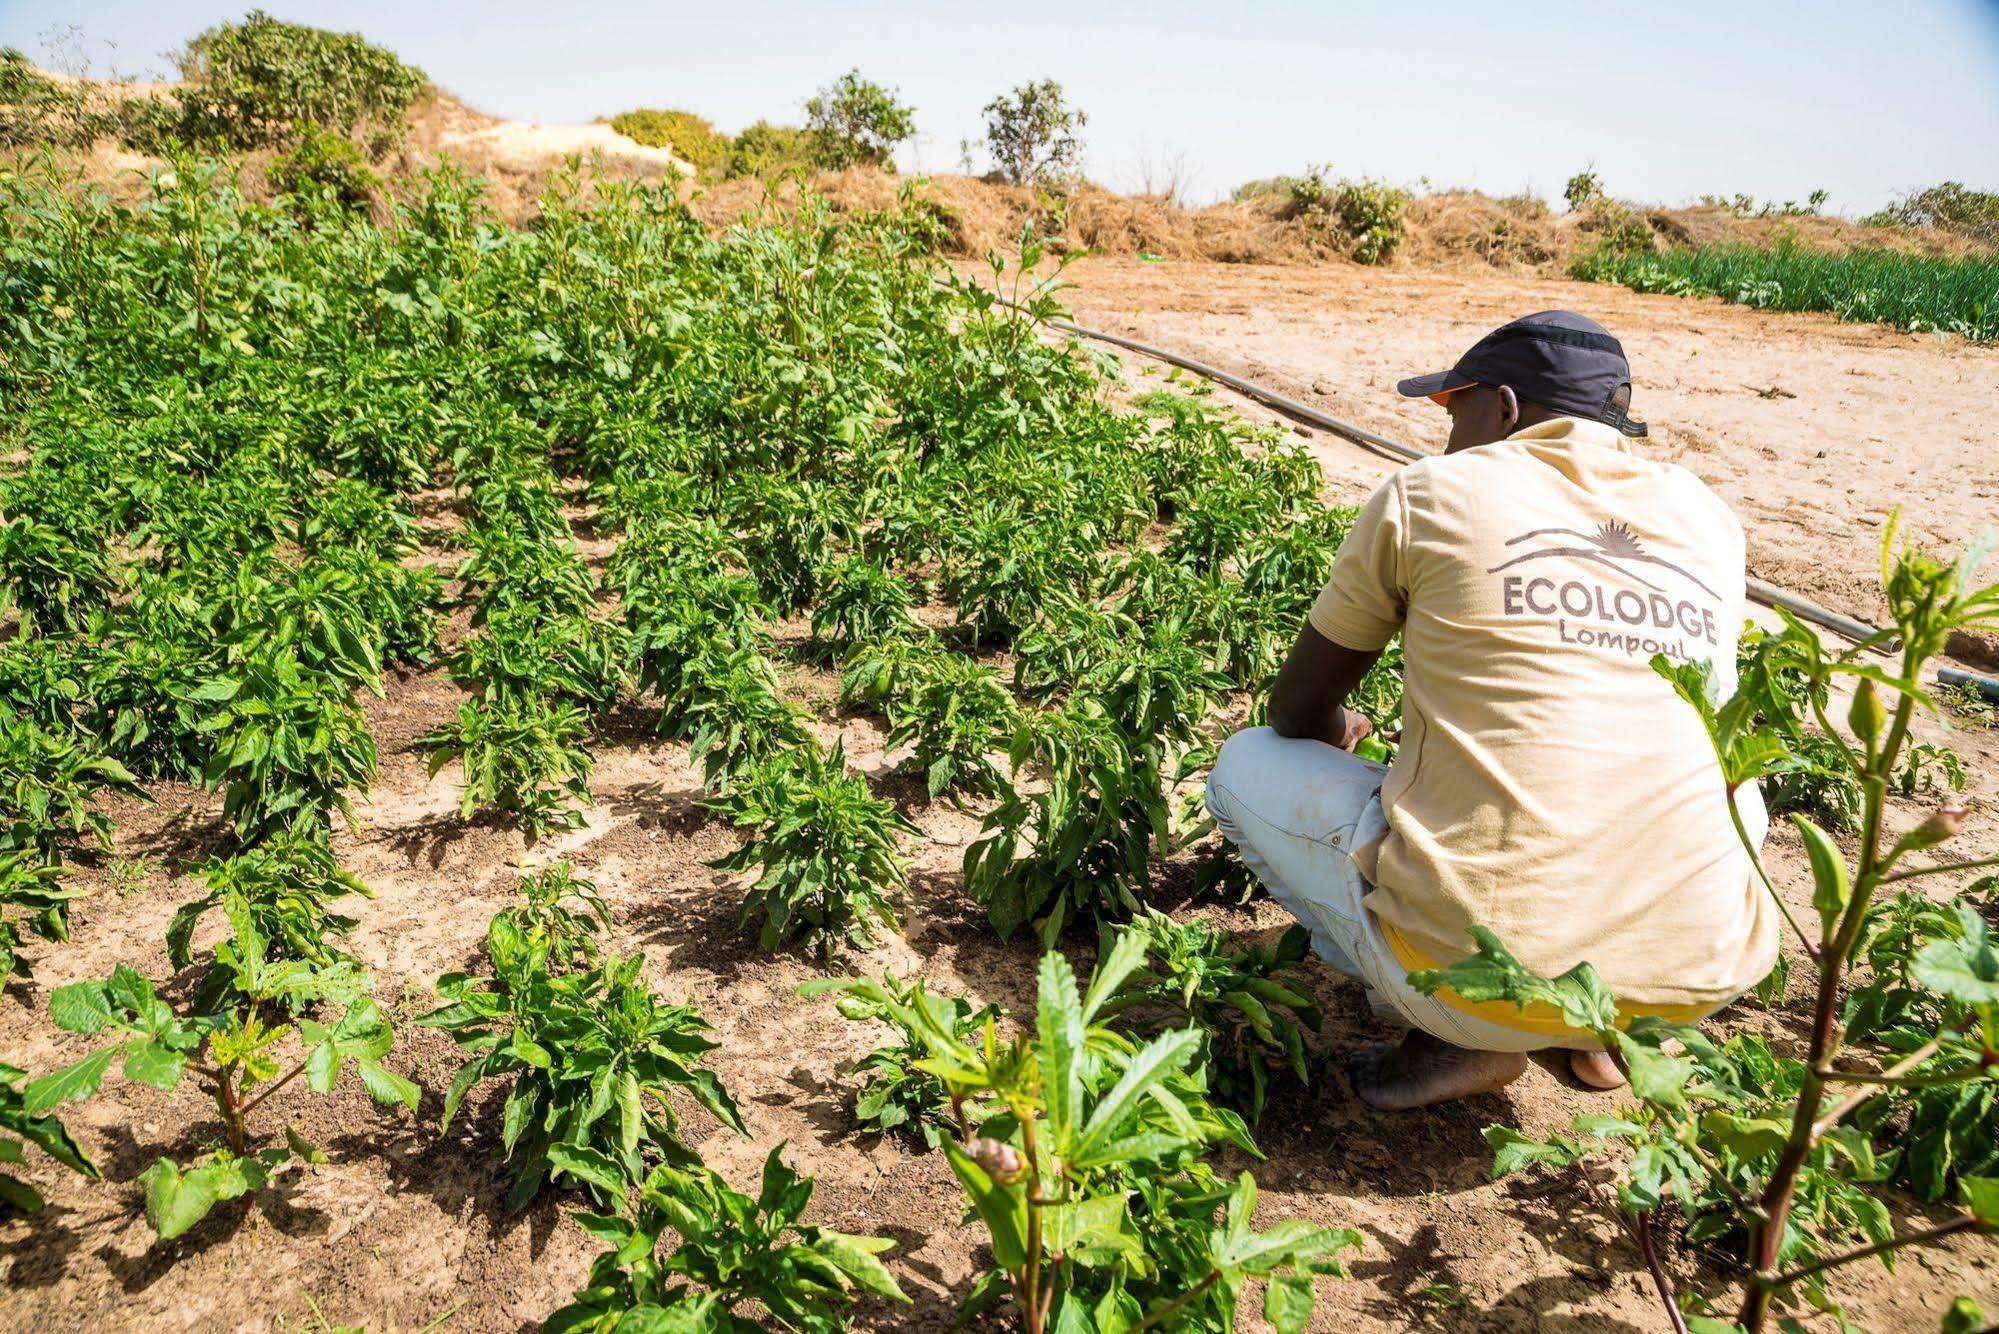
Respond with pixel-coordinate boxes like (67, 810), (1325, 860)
(803, 69), (914, 170)
(1280, 168), (1410, 264)
(982, 79), (1087, 187)
(1564, 167), (1604, 211)
(727, 119), (815, 178)
(608, 107), (729, 178)
(267, 122), (379, 213)
(174, 9), (427, 148)
(1866, 181), (1999, 246)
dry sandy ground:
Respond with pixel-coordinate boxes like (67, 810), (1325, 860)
(2, 273), (1998, 1333)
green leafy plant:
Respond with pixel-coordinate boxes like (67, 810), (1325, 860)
(0, 854), (86, 980)
(1, 1059), (98, 1214)
(894, 930), (1358, 1330)
(167, 832), (373, 1004)
(175, 9), (428, 148)
(498, 861), (612, 973)
(982, 80), (1087, 187)
(420, 695), (594, 841)
(544, 1145), (909, 1331)
(1410, 523), (1999, 1332)
(886, 656), (1018, 799)
(802, 971), (1002, 1149)
(1104, 912), (1322, 1124)
(705, 742), (918, 959)
(802, 68), (914, 170)
(0, 703), (149, 868)
(27, 932), (418, 1239)
(806, 556), (917, 663)
(421, 909), (743, 1212)
(197, 651), (377, 843)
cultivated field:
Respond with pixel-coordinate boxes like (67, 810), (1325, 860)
(5, 16), (1999, 1334)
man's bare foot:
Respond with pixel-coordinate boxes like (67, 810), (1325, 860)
(1570, 1049), (1626, 1090)
(1352, 1029), (1529, 1110)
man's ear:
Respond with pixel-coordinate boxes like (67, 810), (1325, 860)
(1496, 384), (1520, 430)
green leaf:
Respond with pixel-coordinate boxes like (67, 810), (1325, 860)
(1913, 907), (1999, 1007)
(354, 1060), (421, 1114)
(1264, 1272), (1316, 1334)
(120, 1041), (187, 1091)
(1941, 1297), (1985, 1334)
(944, 1140), (1028, 1269)
(1037, 949), (1085, 1149)
(23, 1046), (119, 1116)
(1959, 1176), (1999, 1227)
(140, 1154), (269, 1240)
(1615, 1034), (1697, 1110)
(1407, 927), (1618, 1035)
(284, 1125), (328, 1164)
(816, 1230), (911, 1303)
(47, 980), (115, 1034)
(1072, 1028), (1202, 1166)
(1483, 1125), (1587, 1179)
(547, 1142), (627, 1197)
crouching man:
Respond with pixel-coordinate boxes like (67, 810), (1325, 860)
(1207, 311), (1777, 1110)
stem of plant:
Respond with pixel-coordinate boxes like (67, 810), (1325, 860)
(1018, 1110), (1046, 1334)
(1632, 1212), (1691, 1334)
(1738, 674), (1917, 1332)
(1129, 1268), (1221, 1333)
(1767, 1215), (1985, 1291)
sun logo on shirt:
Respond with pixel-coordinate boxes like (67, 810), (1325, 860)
(1487, 520), (1721, 598)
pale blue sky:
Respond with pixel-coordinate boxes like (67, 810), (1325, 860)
(5, 0), (1996, 210)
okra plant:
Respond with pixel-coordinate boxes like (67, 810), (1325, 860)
(26, 920), (418, 1239)
(893, 929), (1358, 1330)
(1412, 526), (1999, 1332)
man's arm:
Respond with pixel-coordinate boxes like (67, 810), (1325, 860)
(1267, 622), (1382, 750)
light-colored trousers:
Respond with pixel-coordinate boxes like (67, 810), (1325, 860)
(1204, 726), (1767, 1053)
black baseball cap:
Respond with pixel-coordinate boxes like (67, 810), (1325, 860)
(1395, 310), (1648, 437)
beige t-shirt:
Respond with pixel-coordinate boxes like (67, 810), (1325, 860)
(1309, 417), (1777, 1010)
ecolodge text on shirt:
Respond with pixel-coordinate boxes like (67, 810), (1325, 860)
(1500, 574), (1719, 662)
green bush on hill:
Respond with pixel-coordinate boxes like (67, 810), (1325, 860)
(174, 9), (428, 148)
(1864, 181), (1999, 247)
(728, 119), (816, 178)
(268, 122), (380, 213)
(609, 108), (730, 178)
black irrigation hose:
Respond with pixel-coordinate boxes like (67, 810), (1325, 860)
(1043, 314), (1893, 647)
(1939, 667), (1999, 705)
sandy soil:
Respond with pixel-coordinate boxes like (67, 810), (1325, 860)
(3, 275), (1998, 1333)
(434, 121), (693, 178)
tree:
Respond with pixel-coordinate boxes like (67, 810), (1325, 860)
(803, 69), (914, 170)
(983, 80), (1087, 187)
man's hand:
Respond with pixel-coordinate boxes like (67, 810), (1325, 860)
(1336, 708), (1373, 753)
(1267, 623), (1384, 749)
